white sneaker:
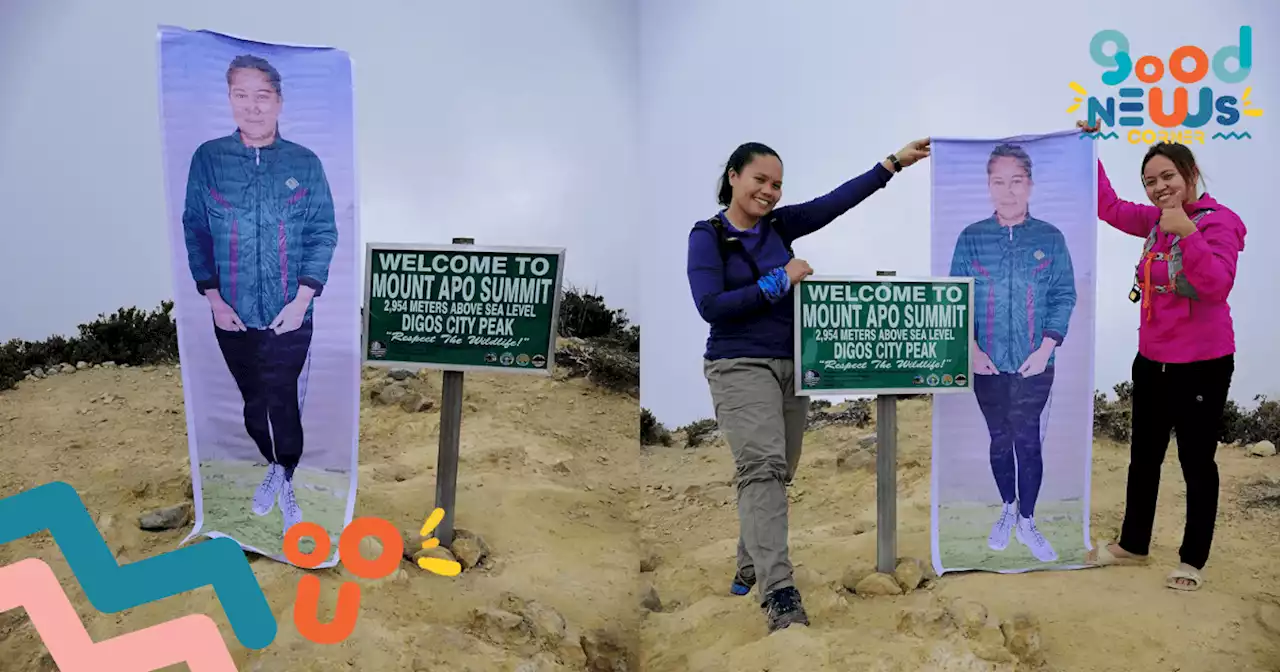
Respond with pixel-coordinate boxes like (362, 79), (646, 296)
(279, 479), (303, 533)
(252, 464), (284, 516)
(988, 503), (1016, 551)
(1016, 516), (1058, 562)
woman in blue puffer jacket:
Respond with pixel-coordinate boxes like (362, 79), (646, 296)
(181, 54), (338, 537)
(949, 142), (1077, 564)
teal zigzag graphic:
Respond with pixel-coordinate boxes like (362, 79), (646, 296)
(1077, 131), (1119, 140)
(1211, 132), (1252, 140)
(0, 481), (276, 649)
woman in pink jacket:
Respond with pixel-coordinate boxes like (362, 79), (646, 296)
(1079, 122), (1247, 591)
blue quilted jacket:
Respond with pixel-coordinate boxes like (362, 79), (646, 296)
(948, 213), (1077, 373)
(181, 130), (338, 330)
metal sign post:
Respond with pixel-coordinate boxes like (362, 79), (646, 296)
(874, 269), (898, 575)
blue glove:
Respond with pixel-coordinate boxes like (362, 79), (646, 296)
(757, 267), (792, 303)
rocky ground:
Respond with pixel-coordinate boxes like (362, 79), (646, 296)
(639, 399), (1280, 672)
(0, 347), (640, 671)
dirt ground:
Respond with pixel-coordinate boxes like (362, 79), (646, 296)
(639, 399), (1280, 672)
(0, 362), (639, 671)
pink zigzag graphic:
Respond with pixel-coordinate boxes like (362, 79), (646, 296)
(0, 558), (238, 672)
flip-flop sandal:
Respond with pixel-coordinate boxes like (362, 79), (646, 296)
(1086, 539), (1150, 567)
(1166, 564), (1203, 591)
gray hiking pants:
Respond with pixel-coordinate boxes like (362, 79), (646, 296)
(703, 357), (807, 599)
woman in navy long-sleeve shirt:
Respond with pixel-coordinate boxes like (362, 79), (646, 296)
(687, 138), (930, 633)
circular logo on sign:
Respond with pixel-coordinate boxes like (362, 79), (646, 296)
(954, 373), (968, 386)
(803, 370), (821, 386)
(532, 354), (547, 368)
(369, 341), (386, 359)
(942, 374), (954, 386)
(913, 374), (925, 385)
(516, 353), (531, 367)
(500, 352), (515, 366)
(927, 374), (941, 386)
(484, 352), (498, 363)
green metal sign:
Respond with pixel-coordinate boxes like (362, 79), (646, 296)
(794, 276), (974, 396)
(362, 243), (565, 374)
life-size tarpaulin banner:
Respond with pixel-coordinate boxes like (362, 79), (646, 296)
(158, 25), (360, 567)
(929, 130), (1097, 575)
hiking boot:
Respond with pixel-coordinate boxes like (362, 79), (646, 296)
(730, 568), (756, 596)
(279, 479), (303, 534)
(252, 463), (284, 516)
(987, 502), (1016, 551)
(762, 586), (809, 633)
(1016, 516), (1058, 562)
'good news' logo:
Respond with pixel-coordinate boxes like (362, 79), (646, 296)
(1068, 26), (1264, 144)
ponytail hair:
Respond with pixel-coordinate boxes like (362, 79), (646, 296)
(717, 142), (780, 207)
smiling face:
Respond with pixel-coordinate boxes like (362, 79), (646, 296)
(1142, 154), (1195, 208)
(228, 67), (282, 145)
(728, 154), (783, 220)
(987, 156), (1032, 223)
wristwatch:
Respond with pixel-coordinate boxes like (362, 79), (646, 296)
(887, 154), (903, 173)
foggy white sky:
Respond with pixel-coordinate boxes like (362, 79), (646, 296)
(0, 0), (640, 342)
(639, 0), (1279, 427)
(2, 0), (1277, 431)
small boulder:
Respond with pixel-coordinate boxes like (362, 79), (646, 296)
(1248, 440), (1277, 457)
(388, 368), (415, 381)
(581, 629), (630, 672)
(450, 528), (490, 569)
(894, 559), (925, 592)
(75, 361), (88, 370)
(840, 566), (872, 593)
(854, 572), (903, 596)
(60, 363), (75, 374)
(399, 392), (434, 413)
(373, 383), (410, 406)
(641, 584), (662, 612)
(1001, 613), (1044, 665)
(137, 503), (192, 531)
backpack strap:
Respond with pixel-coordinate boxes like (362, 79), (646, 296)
(707, 211), (793, 280)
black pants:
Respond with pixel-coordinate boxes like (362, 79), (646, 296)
(1119, 353), (1234, 569)
(973, 368), (1055, 518)
(214, 322), (314, 479)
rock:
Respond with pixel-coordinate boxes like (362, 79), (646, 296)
(358, 535), (385, 563)
(858, 433), (877, 450)
(449, 528), (490, 569)
(60, 363), (75, 373)
(581, 629), (630, 672)
(32, 368), (46, 378)
(399, 392), (434, 413)
(897, 606), (953, 638)
(836, 448), (875, 473)
(388, 368), (415, 381)
(639, 546), (660, 573)
(1000, 613), (1043, 665)
(137, 503), (192, 531)
(523, 599), (568, 646)
(75, 361), (88, 370)
(1248, 440), (1277, 457)
(641, 584), (662, 612)
(470, 607), (526, 644)
(373, 383), (410, 406)
(893, 558), (925, 592)
(128, 479), (150, 499)
(854, 572), (903, 596)
(946, 599), (989, 637)
(103, 361), (117, 368)
(841, 566), (873, 592)
(1258, 603), (1280, 636)
(412, 545), (458, 567)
